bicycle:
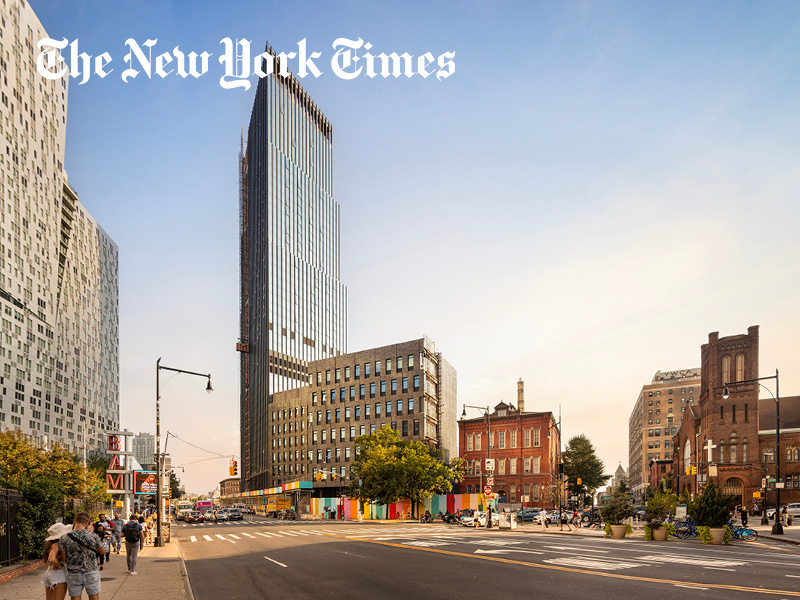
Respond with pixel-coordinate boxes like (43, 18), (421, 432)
(727, 520), (758, 541)
(673, 518), (699, 539)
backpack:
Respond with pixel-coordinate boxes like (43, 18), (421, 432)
(122, 522), (140, 544)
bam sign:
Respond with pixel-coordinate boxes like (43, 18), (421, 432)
(106, 431), (134, 494)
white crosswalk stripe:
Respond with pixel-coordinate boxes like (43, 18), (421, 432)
(229, 534), (241, 540)
(189, 536), (197, 542)
(254, 532), (271, 538)
(216, 534), (234, 543)
(638, 555), (745, 568)
(242, 533), (256, 538)
(544, 557), (642, 571)
(203, 535), (213, 542)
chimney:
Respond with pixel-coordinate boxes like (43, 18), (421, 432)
(517, 378), (524, 413)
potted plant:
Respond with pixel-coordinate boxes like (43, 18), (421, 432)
(600, 486), (635, 539)
(688, 481), (734, 545)
(644, 489), (677, 541)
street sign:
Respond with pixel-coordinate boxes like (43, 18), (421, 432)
(484, 485), (492, 495)
(762, 477), (767, 487)
(487, 477), (495, 486)
(485, 458), (495, 472)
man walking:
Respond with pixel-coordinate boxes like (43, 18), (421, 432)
(59, 512), (104, 600)
(110, 513), (125, 554)
(122, 514), (145, 575)
(739, 505), (748, 527)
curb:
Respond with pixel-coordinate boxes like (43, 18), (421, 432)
(0, 561), (44, 584)
(177, 540), (196, 600)
(758, 534), (800, 547)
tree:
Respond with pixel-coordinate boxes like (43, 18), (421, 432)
(688, 481), (735, 528)
(348, 426), (465, 518)
(170, 471), (183, 499)
(599, 485), (634, 525)
(562, 435), (610, 502)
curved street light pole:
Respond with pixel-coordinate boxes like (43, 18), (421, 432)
(155, 358), (213, 547)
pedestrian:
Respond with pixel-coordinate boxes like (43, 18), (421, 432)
(752, 502), (760, 516)
(560, 509), (572, 531)
(138, 516), (150, 545)
(94, 514), (113, 567)
(110, 513), (124, 555)
(739, 505), (748, 527)
(58, 511), (104, 600)
(122, 514), (145, 575)
(572, 508), (580, 528)
(42, 522), (72, 600)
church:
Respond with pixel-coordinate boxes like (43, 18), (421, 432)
(672, 326), (800, 510)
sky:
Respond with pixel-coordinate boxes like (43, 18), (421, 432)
(31, 0), (800, 495)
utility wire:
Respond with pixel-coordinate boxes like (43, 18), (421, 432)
(167, 431), (238, 460)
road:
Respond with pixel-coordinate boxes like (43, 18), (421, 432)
(177, 517), (800, 599)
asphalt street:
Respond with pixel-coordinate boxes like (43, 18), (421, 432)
(177, 517), (800, 599)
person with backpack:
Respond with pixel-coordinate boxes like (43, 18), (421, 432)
(58, 512), (105, 600)
(122, 514), (145, 575)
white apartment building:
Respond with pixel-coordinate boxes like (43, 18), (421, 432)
(0, 1), (119, 455)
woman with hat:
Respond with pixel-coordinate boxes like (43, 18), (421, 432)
(41, 522), (72, 600)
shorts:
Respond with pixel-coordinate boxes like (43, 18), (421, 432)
(67, 571), (101, 597)
(42, 566), (67, 588)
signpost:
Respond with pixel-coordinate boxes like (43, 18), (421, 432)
(486, 477), (494, 486)
(484, 485), (492, 496)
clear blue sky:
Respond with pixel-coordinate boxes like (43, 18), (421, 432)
(32, 1), (800, 494)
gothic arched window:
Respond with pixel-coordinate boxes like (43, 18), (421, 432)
(722, 356), (731, 385)
(729, 432), (738, 463)
(735, 354), (744, 381)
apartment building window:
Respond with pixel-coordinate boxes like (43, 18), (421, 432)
(312, 392), (317, 406)
(321, 391), (327, 404)
(413, 375), (420, 392)
(375, 403), (381, 417)
(510, 484), (517, 502)
(524, 429), (531, 447)
(524, 457), (530, 473)
(354, 406), (360, 419)
(397, 399), (403, 415)
(365, 362), (371, 376)
(498, 432), (505, 449)
(533, 429), (540, 447)
(345, 366), (350, 380)
(336, 447), (341, 460)
(335, 408), (341, 422)
(360, 425), (365, 435)
(375, 361), (381, 375)
(326, 410), (331, 424)
(532, 456), (540, 473)
(386, 401), (392, 417)
(331, 388), (337, 402)
(510, 459), (517, 474)
(322, 429), (327, 442)
(397, 356), (403, 371)
(345, 447), (351, 461)
(402, 420), (409, 436)
(370, 423), (376, 434)
(413, 420), (420, 436)
(391, 379), (397, 394)
(345, 407), (351, 420)
(340, 427), (346, 441)
(317, 372), (322, 385)
(350, 426), (356, 440)
(355, 364), (361, 378)
(408, 398), (415, 413)
(360, 384), (365, 399)
(510, 431), (517, 448)
(313, 431), (318, 443)
(317, 410), (322, 424)
(380, 381), (386, 396)
(326, 370), (331, 384)
(391, 422), (397, 431)
(317, 449), (323, 462)
(365, 403), (371, 417)
(386, 359), (392, 374)
(335, 368), (340, 383)
(467, 434), (473, 451)
(402, 377), (408, 393)
(498, 459), (506, 475)
(475, 433), (481, 450)
(408, 354), (414, 369)
(370, 382), (376, 398)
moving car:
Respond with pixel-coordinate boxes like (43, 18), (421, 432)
(277, 508), (297, 520)
(228, 509), (244, 521)
(515, 508), (540, 523)
(184, 511), (203, 524)
(215, 509), (229, 522)
(204, 511), (215, 522)
(461, 511), (500, 528)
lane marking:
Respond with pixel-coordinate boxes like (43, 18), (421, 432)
(242, 533), (256, 538)
(704, 567), (735, 572)
(215, 534), (234, 543)
(264, 556), (287, 568)
(228, 534), (241, 540)
(203, 535), (213, 542)
(281, 531), (298, 536)
(329, 534), (800, 596)
(787, 575), (800, 579)
(475, 549), (544, 556)
(189, 536), (197, 543)
(254, 532), (271, 538)
(544, 557), (642, 571)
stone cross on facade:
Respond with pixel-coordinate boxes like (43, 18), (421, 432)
(703, 439), (717, 463)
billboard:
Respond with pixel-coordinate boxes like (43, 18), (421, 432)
(134, 471), (158, 496)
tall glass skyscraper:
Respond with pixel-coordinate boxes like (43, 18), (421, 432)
(240, 47), (348, 491)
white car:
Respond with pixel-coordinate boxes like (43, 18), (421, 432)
(535, 510), (559, 524)
(769, 503), (800, 519)
(461, 511), (500, 527)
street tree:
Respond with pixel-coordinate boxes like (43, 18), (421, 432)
(348, 425), (465, 517)
(562, 434), (610, 504)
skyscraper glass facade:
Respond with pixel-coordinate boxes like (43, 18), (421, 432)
(240, 48), (347, 491)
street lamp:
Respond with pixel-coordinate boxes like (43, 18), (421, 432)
(155, 357), (213, 547)
(722, 369), (782, 535)
(462, 404), (492, 529)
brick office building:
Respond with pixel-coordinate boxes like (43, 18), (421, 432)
(458, 380), (560, 508)
(649, 459), (673, 489)
(219, 477), (240, 497)
(672, 326), (800, 508)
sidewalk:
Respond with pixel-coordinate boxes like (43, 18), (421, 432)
(0, 541), (189, 600)
(750, 522), (800, 545)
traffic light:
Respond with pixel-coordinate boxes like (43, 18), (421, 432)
(232, 460), (238, 476)
(331, 472), (337, 481)
(229, 460), (234, 476)
(691, 466), (697, 475)
(576, 478), (582, 486)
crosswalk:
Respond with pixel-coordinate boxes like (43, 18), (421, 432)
(182, 526), (462, 543)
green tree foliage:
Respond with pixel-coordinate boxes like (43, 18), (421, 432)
(688, 481), (735, 528)
(348, 426), (465, 517)
(170, 471), (183, 499)
(645, 489), (678, 526)
(16, 478), (64, 559)
(562, 435), (610, 498)
(599, 485), (635, 525)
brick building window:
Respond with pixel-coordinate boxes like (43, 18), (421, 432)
(498, 459), (506, 475)
(510, 484), (517, 502)
(787, 447), (800, 462)
(510, 431), (517, 448)
(533, 429), (540, 447)
(475, 434), (481, 451)
(524, 429), (531, 447)
(763, 447), (774, 462)
(510, 459), (517, 474)
(722, 356), (730, 385)
(532, 456), (540, 473)
(467, 434), (473, 451)
(735, 354), (744, 381)
(499, 432), (505, 449)
(524, 457), (530, 473)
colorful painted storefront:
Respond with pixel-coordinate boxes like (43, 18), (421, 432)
(311, 493), (492, 520)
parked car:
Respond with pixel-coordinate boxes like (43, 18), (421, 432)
(515, 508), (540, 523)
(461, 511), (499, 528)
(535, 510), (558, 524)
(184, 511), (203, 524)
(204, 511), (215, 522)
(215, 510), (229, 522)
(769, 503), (800, 519)
(277, 508), (297, 520)
(228, 509), (244, 521)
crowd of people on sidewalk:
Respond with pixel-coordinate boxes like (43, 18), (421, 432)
(39, 510), (154, 600)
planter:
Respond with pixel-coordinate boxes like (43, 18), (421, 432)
(651, 526), (668, 541)
(708, 527), (727, 545)
(609, 524), (628, 539)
